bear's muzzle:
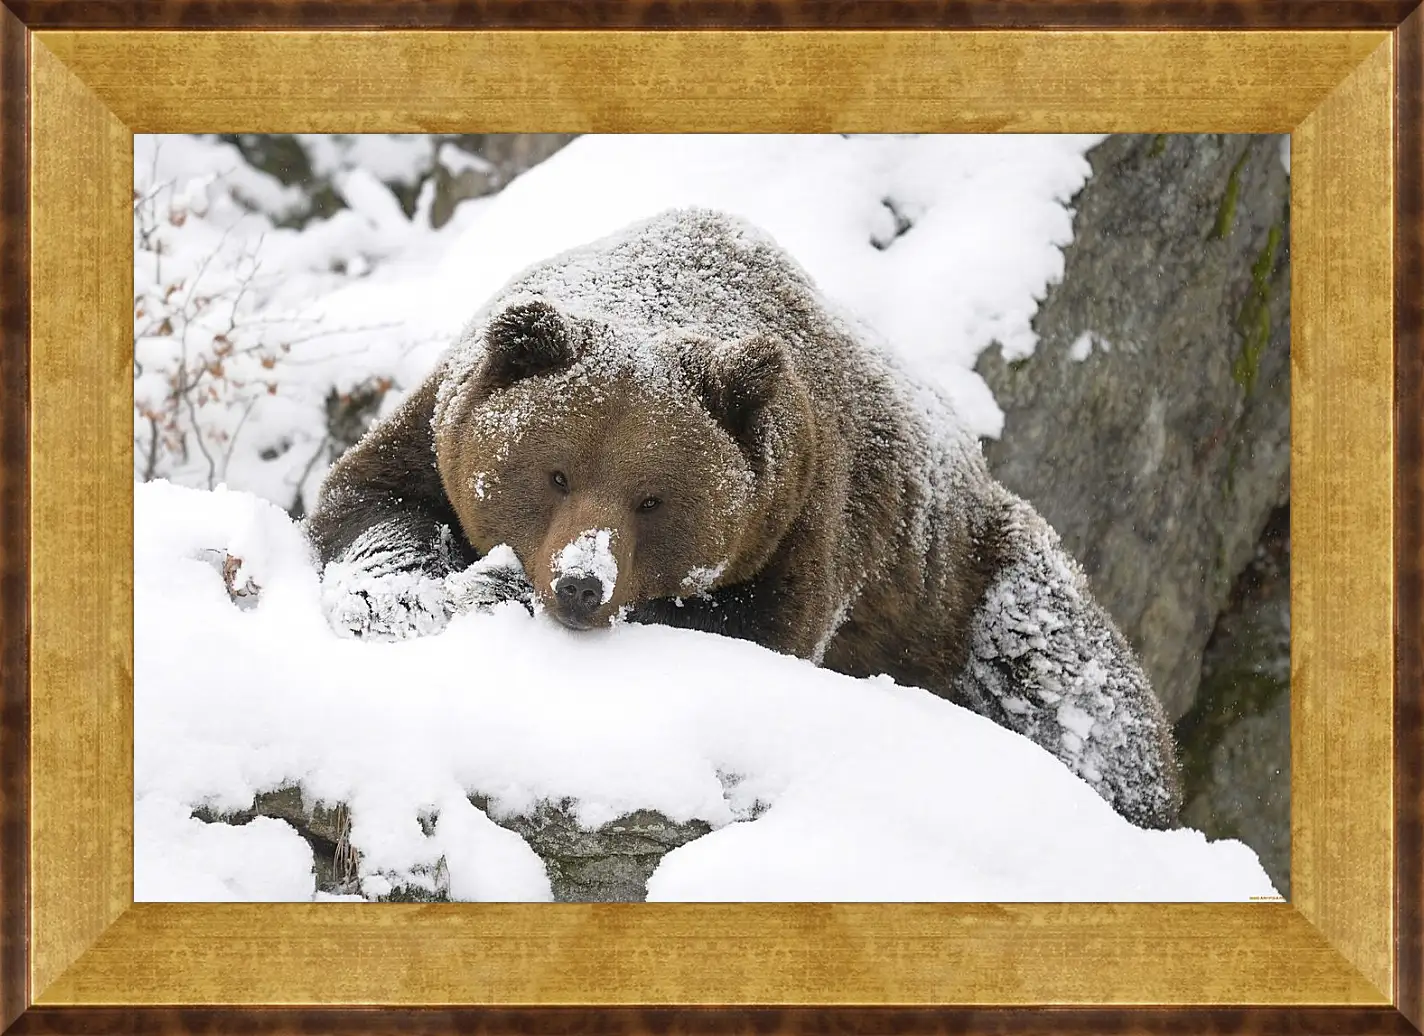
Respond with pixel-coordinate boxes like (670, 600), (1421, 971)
(550, 574), (606, 629)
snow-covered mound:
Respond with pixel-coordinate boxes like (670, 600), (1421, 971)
(135, 480), (1277, 902)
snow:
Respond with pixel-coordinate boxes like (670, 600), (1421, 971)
(135, 795), (320, 902)
(135, 480), (1278, 902)
(550, 529), (619, 605)
(437, 141), (494, 176)
(298, 133), (437, 188)
(334, 167), (418, 242)
(1068, 331), (1112, 361)
(681, 562), (726, 596)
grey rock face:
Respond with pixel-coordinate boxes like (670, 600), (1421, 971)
(193, 788), (708, 902)
(976, 133), (1291, 723)
(471, 796), (712, 903)
(1175, 506), (1290, 896)
(427, 134), (578, 229)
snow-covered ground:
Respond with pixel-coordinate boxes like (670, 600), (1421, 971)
(136, 480), (1276, 902)
(134, 133), (1279, 901)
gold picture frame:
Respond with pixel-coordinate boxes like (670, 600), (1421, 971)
(1, 4), (1420, 1033)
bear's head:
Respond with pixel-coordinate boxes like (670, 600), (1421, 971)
(435, 298), (807, 630)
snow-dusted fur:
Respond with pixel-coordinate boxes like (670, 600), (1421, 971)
(306, 208), (1181, 830)
(952, 501), (1179, 827)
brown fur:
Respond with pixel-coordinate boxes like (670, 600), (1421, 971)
(306, 376), (476, 578)
(434, 318), (836, 643)
(312, 297), (1005, 689)
(422, 295), (997, 687)
(307, 210), (1181, 829)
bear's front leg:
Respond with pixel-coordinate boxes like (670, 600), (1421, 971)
(308, 375), (535, 641)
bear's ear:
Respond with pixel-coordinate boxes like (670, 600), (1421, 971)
(481, 300), (576, 390)
(687, 334), (785, 452)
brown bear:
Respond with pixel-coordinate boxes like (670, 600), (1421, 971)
(306, 208), (1182, 831)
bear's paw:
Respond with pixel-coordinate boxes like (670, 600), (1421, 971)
(321, 562), (455, 642)
(445, 545), (536, 617)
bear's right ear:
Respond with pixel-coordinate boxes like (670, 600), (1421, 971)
(685, 334), (786, 455)
(481, 300), (576, 391)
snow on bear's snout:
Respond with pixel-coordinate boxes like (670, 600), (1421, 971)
(550, 528), (619, 605)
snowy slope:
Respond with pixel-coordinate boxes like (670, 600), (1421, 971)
(136, 481), (1277, 902)
(134, 133), (1103, 510)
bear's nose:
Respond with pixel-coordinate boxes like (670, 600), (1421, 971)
(553, 574), (603, 617)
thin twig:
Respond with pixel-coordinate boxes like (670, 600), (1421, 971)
(220, 397), (259, 478)
(141, 415), (161, 482)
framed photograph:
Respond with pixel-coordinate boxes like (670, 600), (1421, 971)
(1, 2), (1420, 1033)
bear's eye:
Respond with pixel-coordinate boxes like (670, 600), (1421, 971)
(550, 471), (568, 491)
(638, 496), (662, 512)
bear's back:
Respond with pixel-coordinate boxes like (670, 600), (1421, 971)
(497, 208), (824, 340)
(442, 208), (881, 395)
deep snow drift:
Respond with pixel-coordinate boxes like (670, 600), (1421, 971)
(135, 480), (1277, 902)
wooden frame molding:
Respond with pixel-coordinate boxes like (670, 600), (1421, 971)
(0, 4), (1420, 1034)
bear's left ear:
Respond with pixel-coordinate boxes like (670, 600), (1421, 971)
(481, 299), (577, 391)
(687, 334), (785, 452)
